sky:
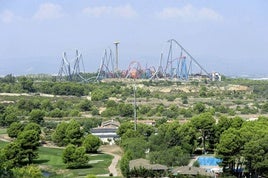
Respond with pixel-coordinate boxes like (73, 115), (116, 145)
(0, 0), (268, 76)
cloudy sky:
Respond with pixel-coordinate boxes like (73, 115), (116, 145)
(0, 0), (267, 76)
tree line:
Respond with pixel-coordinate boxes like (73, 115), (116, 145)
(0, 119), (102, 177)
(118, 114), (268, 177)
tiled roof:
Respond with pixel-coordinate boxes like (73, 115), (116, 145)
(101, 120), (120, 128)
(91, 127), (117, 133)
(129, 158), (168, 171)
(172, 166), (214, 177)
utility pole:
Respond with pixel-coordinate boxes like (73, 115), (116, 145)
(133, 83), (137, 131)
(114, 41), (120, 71)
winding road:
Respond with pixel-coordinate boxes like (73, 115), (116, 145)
(100, 145), (122, 177)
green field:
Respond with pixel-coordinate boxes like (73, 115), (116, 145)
(0, 140), (8, 147)
(36, 147), (65, 169)
(0, 141), (115, 177)
(0, 128), (7, 134)
(35, 147), (113, 177)
(36, 147), (114, 177)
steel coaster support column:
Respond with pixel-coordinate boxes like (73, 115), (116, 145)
(180, 57), (188, 80)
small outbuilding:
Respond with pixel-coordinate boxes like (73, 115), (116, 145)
(172, 166), (215, 177)
(129, 158), (168, 176)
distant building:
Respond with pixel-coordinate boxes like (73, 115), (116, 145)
(131, 119), (156, 126)
(90, 119), (120, 145)
(129, 158), (168, 173)
(172, 166), (215, 177)
(101, 119), (120, 128)
(212, 72), (221, 81)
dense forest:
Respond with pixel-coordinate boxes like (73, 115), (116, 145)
(0, 74), (268, 177)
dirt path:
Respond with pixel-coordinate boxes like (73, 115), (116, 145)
(105, 152), (120, 176)
(100, 145), (122, 177)
(0, 134), (12, 142)
(188, 156), (198, 167)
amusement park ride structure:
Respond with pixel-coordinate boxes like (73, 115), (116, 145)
(58, 39), (219, 82)
(58, 50), (86, 81)
(153, 39), (211, 80)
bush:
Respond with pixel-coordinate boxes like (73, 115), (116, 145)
(91, 89), (108, 101)
(12, 165), (42, 178)
(166, 95), (176, 101)
(86, 175), (97, 178)
(193, 160), (200, 167)
(78, 100), (92, 111)
(182, 99), (188, 104)
(7, 122), (24, 138)
(49, 108), (64, 118)
(29, 109), (45, 124)
(91, 107), (99, 116)
(69, 109), (80, 117)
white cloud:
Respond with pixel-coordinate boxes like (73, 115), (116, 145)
(33, 3), (63, 20)
(157, 4), (222, 21)
(82, 4), (137, 18)
(0, 10), (15, 23)
(199, 7), (222, 21)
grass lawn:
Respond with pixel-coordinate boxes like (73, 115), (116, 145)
(0, 128), (7, 134)
(70, 153), (113, 176)
(36, 147), (65, 169)
(0, 140), (117, 177)
(35, 147), (114, 177)
(0, 140), (8, 147)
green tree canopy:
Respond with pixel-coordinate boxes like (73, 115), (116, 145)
(91, 89), (109, 101)
(12, 165), (42, 178)
(216, 128), (242, 171)
(117, 122), (154, 139)
(62, 144), (89, 169)
(2, 141), (25, 168)
(149, 146), (189, 167)
(52, 122), (69, 146)
(121, 137), (148, 159)
(216, 118), (268, 177)
(66, 119), (84, 146)
(7, 122), (24, 138)
(19, 76), (34, 92)
(190, 112), (216, 153)
(193, 102), (206, 114)
(40, 99), (54, 111)
(83, 134), (102, 153)
(17, 130), (40, 163)
(0, 105), (19, 126)
(78, 99), (92, 111)
(52, 120), (84, 146)
(29, 109), (45, 125)
(120, 151), (132, 177)
(23, 122), (41, 134)
(118, 103), (133, 117)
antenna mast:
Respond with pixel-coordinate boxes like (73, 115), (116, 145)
(133, 83), (137, 131)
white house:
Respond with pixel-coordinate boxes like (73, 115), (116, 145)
(90, 119), (120, 145)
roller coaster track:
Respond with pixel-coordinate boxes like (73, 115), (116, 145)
(57, 39), (212, 82)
